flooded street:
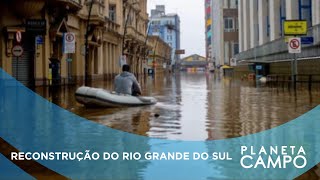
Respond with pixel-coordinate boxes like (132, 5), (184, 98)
(36, 72), (320, 141)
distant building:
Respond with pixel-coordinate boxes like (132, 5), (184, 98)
(180, 54), (208, 71)
(147, 36), (172, 74)
(211, 0), (239, 67)
(148, 5), (181, 68)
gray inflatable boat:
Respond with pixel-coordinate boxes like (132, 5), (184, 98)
(75, 86), (157, 108)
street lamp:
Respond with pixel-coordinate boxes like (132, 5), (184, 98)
(85, 0), (94, 86)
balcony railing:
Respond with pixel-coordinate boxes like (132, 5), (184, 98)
(11, 0), (46, 17)
(53, 0), (82, 11)
(105, 16), (120, 33)
(235, 24), (320, 62)
(88, 1), (105, 23)
(126, 26), (146, 43)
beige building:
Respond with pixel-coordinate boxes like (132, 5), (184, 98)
(147, 36), (172, 74)
(123, 0), (150, 75)
(0, 0), (152, 87)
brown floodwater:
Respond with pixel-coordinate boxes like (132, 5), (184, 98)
(35, 72), (320, 141)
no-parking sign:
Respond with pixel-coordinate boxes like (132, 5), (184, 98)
(63, 32), (76, 54)
(288, 38), (301, 54)
(16, 31), (22, 43)
(12, 45), (24, 57)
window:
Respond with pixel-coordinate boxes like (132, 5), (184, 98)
(224, 17), (234, 32)
(109, 4), (116, 22)
(230, 0), (238, 9)
(300, 0), (312, 27)
(279, 0), (286, 36)
(233, 43), (239, 55)
(153, 21), (160, 25)
(152, 26), (160, 33)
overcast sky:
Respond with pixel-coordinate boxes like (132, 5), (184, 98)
(147, 0), (205, 58)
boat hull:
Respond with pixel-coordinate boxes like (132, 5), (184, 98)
(75, 87), (157, 108)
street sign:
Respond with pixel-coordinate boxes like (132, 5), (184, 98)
(12, 45), (24, 57)
(66, 58), (73, 62)
(63, 32), (76, 54)
(284, 20), (307, 36)
(36, 36), (44, 44)
(16, 31), (22, 43)
(175, 49), (185, 55)
(26, 19), (47, 35)
(301, 37), (314, 45)
(288, 38), (301, 54)
(256, 65), (262, 70)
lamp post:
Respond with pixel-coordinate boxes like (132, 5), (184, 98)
(85, 0), (94, 86)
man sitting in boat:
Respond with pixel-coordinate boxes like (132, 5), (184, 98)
(114, 64), (142, 96)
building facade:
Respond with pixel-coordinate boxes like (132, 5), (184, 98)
(236, 0), (320, 70)
(180, 54), (208, 72)
(122, 0), (150, 76)
(148, 5), (181, 68)
(147, 36), (172, 74)
(0, 0), (150, 87)
(211, 0), (239, 67)
(205, 0), (212, 62)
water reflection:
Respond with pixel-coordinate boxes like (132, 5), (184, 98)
(35, 72), (320, 141)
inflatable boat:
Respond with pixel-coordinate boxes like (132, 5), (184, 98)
(75, 86), (157, 108)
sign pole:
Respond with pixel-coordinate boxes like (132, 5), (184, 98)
(16, 57), (19, 82)
(293, 53), (297, 89)
(12, 45), (24, 83)
(285, 20), (307, 90)
(288, 37), (301, 89)
(291, 57), (294, 87)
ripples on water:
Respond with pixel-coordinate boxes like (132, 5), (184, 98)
(36, 72), (320, 141)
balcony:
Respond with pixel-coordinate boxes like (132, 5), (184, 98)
(126, 26), (146, 43)
(126, 26), (136, 39)
(88, 1), (105, 25)
(11, 0), (46, 17)
(105, 17), (120, 34)
(49, 0), (82, 12)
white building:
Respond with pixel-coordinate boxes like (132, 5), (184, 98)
(211, 0), (239, 67)
(238, 0), (320, 52)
